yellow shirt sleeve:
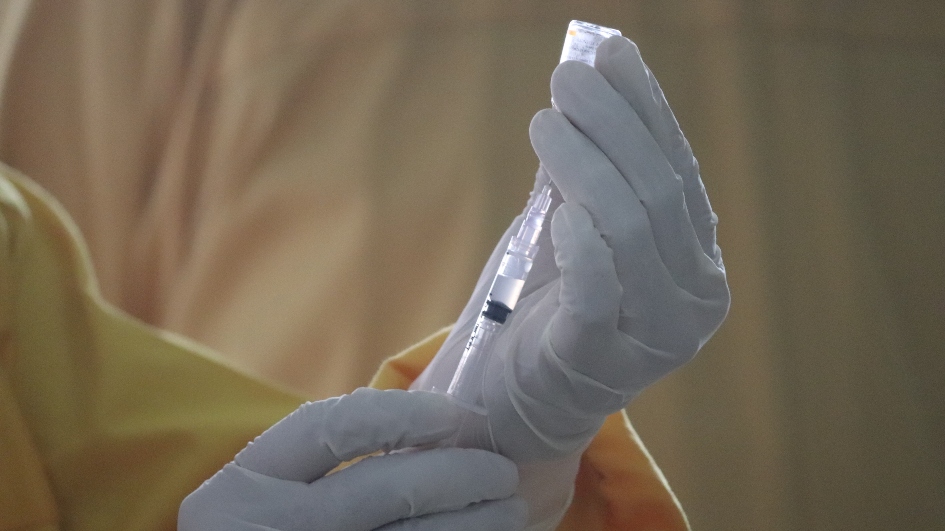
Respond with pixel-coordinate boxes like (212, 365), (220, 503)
(0, 166), (688, 530)
(0, 167), (304, 530)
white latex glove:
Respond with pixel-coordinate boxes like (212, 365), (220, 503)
(413, 35), (730, 527)
(179, 388), (527, 531)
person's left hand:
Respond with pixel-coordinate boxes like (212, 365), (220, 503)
(413, 35), (730, 526)
(179, 388), (527, 531)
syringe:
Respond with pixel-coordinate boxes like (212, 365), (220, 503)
(444, 20), (621, 415)
(446, 185), (553, 413)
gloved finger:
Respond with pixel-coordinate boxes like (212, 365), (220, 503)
(595, 35), (722, 266)
(374, 497), (528, 531)
(550, 59), (714, 298)
(529, 108), (673, 307)
(181, 451), (518, 531)
(179, 464), (309, 531)
(312, 448), (520, 529)
(549, 202), (621, 337)
(235, 388), (463, 482)
(546, 203), (633, 395)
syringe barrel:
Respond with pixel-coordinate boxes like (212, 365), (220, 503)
(445, 186), (551, 411)
(446, 317), (500, 413)
(488, 184), (552, 314)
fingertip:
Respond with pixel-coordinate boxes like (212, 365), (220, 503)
(595, 34), (638, 65)
(550, 203), (612, 270)
(404, 389), (465, 423)
(324, 388), (470, 460)
(363, 388), (467, 439)
(550, 58), (594, 89)
(550, 202), (595, 236)
(550, 202), (591, 256)
(550, 60), (610, 118)
(462, 448), (520, 498)
(594, 34), (652, 102)
(528, 108), (569, 154)
(353, 447), (520, 518)
(529, 108), (559, 136)
(346, 388), (460, 420)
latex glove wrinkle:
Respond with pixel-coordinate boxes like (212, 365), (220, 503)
(179, 388), (527, 531)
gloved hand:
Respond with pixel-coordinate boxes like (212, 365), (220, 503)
(179, 388), (527, 531)
(412, 35), (730, 526)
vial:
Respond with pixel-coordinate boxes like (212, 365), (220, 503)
(559, 20), (621, 66)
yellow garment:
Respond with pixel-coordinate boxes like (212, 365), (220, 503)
(0, 168), (303, 529)
(0, 168), (688, 529)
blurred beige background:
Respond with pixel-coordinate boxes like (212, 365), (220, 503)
(0, 1), (941, 529)
(611, 3), (945, 529)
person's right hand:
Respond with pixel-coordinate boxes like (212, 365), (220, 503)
(178, 388), (527, 531)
